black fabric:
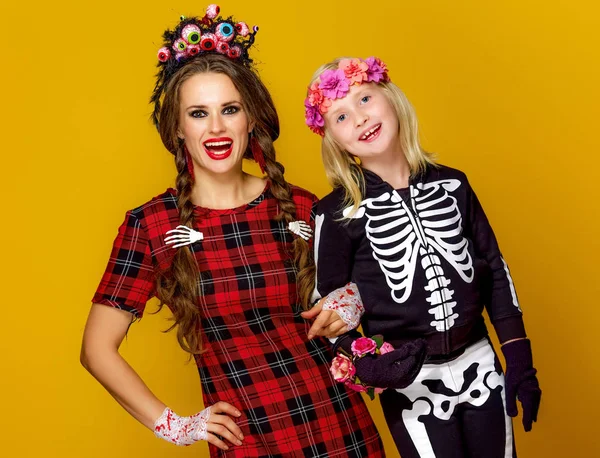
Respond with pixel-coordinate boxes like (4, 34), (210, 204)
(333, 331), (428, 389)
(314, 164), (526, 360)
(501, 339), (542, 431)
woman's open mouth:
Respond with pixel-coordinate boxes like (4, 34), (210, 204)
(203, 137), (233, 160)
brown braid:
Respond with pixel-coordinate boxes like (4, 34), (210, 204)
(258, 134), (315, 310)
(155, 142), (203, 354)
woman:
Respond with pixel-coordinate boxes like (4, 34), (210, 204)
(81, 7), (384, 457)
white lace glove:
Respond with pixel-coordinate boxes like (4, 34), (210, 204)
(154, 406), (211, 446)
(321, 283), (364, 330)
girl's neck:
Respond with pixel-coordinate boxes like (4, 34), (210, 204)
(190, 169), (265, 209)
(361, 150), (411, 189)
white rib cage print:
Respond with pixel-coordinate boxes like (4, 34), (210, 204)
(344, 179), (474, 332)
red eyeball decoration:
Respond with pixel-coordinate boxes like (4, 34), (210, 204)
(157, 47), (171, 62)
(216, 40), (230, 54)
(187, 44), (200, 56)
(200, 33), (217, 51)
(228, 45), (242, 59)
(215, 22), (235, 42)
(182, 24), (202, 44)
(173, 38), (187, 52)
(235, 22), (249, 37)
(206, 4), (220, 19)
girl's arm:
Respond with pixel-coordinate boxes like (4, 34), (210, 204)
(466, 180), (527, 343)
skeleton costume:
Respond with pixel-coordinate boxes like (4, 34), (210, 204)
(313, 164), (531, 457)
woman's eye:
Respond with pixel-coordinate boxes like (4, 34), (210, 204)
(337, 114), (347, 123)
(223, 106), (240, 115)
(361, 95), (371, 104)
(190, 110), (206, 118)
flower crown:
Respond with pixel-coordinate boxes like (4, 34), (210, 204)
(151, 4), (259, 127)
(304, 57), (390, 136)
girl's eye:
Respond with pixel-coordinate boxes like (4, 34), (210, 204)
(361, 95), (371, 104)
(223, 106), (240, 115)
(190, 110), (206, 118)
(337, 114), (347, 123)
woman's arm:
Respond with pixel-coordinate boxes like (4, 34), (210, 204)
(80, 304), (165, 428)
(80, 304), (244, 449)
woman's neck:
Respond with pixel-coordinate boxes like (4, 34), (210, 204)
(189, 169), (265, 209)
(361, 150), (411, 189)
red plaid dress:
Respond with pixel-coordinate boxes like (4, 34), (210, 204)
(92, 183), (384, 457)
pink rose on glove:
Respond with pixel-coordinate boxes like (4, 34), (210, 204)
(351, 337), (378, 356)
(379, 342), (395, 355)
(330, 354), (356, 383)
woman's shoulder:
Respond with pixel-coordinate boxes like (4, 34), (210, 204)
(127, 188), (179, 224)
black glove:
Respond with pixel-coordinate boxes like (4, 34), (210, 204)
(333, 331), (427, 390)
(501, 339), (542, 432)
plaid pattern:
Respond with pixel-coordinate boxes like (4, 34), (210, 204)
(93, 184), (384, 457)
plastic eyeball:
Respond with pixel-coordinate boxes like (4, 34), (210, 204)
(180, 15), (186, 21)
(206, 4), (220, 19)
(234, 22), (249, 37)
(182, 24), (201, 44)
(253, 25), (259, 33)
(227, 45), (242, 59)
(157, 47), (171, 62)
(173, 38), (187, 52)
(215, 22), (235, 42)
(186, 44), (200, 56)
(175, 52), (186, 61)
(216, 40), (230, 54)
(200, 33), (216, 51)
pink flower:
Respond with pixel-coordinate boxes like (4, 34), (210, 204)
(365, 56), (389, 83)
(380, 342), (395, 355)
(345, 381), (367, 393)
(304, 99), (325, 135)
(330, 354), (356, 383)
(307, 83), (332, 113)
(351, 337), (378, 356)
(318, 69), (350, 99)
(339, 58), (369, 85)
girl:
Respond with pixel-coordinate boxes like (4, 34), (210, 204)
(303, 56), (542, 457)
(80, 9), (385, 456)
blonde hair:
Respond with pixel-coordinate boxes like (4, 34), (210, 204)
(310, 58), (437, 217)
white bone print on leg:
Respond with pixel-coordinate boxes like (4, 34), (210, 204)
(397, 340), (512, 457)
(164, 225), (204, 248)
(343, 179), (473, 332)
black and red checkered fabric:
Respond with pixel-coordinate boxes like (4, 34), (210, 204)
(92, 183), (384, 457)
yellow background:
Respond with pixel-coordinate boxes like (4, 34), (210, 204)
(1, 0), (598, 456)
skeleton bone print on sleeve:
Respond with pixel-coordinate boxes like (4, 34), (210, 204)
(343, 179), (474, 333)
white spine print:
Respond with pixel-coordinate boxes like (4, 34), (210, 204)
(344, 179), (473, 332)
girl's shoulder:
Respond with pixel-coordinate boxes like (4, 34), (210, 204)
(314, 187), (347, 217)
(422, 163), (469, 184)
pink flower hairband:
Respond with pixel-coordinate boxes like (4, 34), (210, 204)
(304, 57), (390, 136)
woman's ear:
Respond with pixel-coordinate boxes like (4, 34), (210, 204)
(248, 120), (256, 134)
